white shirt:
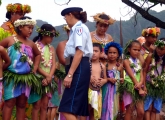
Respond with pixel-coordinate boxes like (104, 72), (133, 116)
(64, 21), (93, 59)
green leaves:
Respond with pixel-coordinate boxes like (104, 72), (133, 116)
(54, 69), (66, 80)
(14, 41), (21, 50)
(20, 55), (27, 62)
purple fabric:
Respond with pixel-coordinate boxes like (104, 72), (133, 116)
(123, 91), (132, 108)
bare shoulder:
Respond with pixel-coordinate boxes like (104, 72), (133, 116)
(1, 22), (10, 31)
(101, 63), (106, 69)
(107, 34), (113, 41)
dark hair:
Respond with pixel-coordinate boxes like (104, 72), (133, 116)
(154, 38), (165, 67)
(124, 40), (141, 57)
(70, 11), (87, 23)
(33, 24), (55, 42)
(6, 3), (22, 20)
(96, 14), (110, 24)
(93, 43), (102, 52)
(15, 16), (32, 34)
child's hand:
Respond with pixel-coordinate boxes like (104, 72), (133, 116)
(149, 44), (156, 53)
(134, 82), (142, 89)
(32, 66), (37, 74)
(108, 78), (117, 84)
(120, 78), (124, 84)
(90, 76), (96, 84)
(97, 78), (107, 87)
(143, 85), (147, 93)
(42, 79), (48, 86)
(45, 75), (52, 84)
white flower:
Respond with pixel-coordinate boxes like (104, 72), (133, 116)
(14, 18), (36, 27)
(155, 84), (159, 87)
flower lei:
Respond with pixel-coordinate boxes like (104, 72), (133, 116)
(149, 58), (165, 88)
(63, 25), (70, 31)
(36, 27), (60, 37)
(142, 27), (160, 37)
(91, 12), (116, 25)
(14, 18), (36, 28)
(155, 39), (165, 48)
(6, 21), (17, 35)
(35, 41), (53, 67)
(13, 36), (33, 66)
(6, 4), (31, 13)
(129, 57), (141, 73)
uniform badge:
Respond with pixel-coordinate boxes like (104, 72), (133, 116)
(76, 27), (83, 36)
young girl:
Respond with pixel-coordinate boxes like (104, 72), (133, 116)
(28, 24), (59, 120)
(118, 40), (146, 120)
(0, 16), (41, 120)
(101, 42), (123, 120)
(143, 38), (165, 120)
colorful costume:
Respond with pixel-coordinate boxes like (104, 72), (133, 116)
(101, 67), (120, 120)
(28, 41), (55, 103)
(144, 58), (165, 113)
(118, 57), (143, 107)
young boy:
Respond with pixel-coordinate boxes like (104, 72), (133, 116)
(0, 46), (11, 109)
(88, 43), (107, 120)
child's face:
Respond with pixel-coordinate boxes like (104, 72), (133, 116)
(107, 47), (119, 61)
(128, 43), (141, 58)
(42, 30), (55, 44)
(156, 46), (165, 57)
(19, 25), (34, 38)
(145, 35), (157, 44)
(92, 46), (101, 60)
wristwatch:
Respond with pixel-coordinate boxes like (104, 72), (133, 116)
(68, 74), (72, 78)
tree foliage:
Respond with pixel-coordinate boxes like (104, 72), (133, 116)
(121, 0), (165, 29)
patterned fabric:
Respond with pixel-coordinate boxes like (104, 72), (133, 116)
(101, 69), (120, 120)
(140, 45), (149, 60)
(28, 41), (53, 104)
(88, 88), (102, 119)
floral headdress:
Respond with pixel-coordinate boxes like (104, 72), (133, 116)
(92, 12), (116, 25)
(104, 42), (122, 56)
(142, 27), (160, 37)
(14, 18), (36, 27)
(155, 39), (165, 48)
(36, 27), (60, 37)
(63, 25), (70, 31)
(6, 4), (31, 13)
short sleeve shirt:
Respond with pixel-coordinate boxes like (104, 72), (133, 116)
(64, 21), (93, 59)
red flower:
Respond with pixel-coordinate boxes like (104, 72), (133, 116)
(149, 29), (153, 34)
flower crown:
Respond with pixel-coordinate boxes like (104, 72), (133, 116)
(63, 25), (70, 31)
(104, 42), (122, 56)
(92, 12), (116, 25)
(142, 27), (160, 37)
(155, 39), (165, 48)
(14, 18), (36, 27)
(6, 4), (31, 13)
(36, 27), (60, 37)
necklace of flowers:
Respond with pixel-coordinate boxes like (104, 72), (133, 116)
(6, 21), (17, 35)
(13, 36), (33, 66)
(129, 57), (141, 73)
(149, 58), (165, 87)
(35, 41), (53, 67)
(93, 31), (108, 45)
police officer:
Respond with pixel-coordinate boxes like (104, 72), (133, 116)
(58, 7), (93, 120)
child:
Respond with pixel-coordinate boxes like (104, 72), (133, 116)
(88, 43), (107, 120)
(28, 24), (59, 120)
(0, 16), (41, 120)
(118, 40), (146, 120)
(0, 46), (11, 102)
(47, 77), (60, 120)
(143, 38), (165, 120)
(101, 42), (124, 120)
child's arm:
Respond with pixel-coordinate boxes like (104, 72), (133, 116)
(97, 64), (107, 87)
(143, 53), (152, 92)
(32, 42), (41, 73)
(119, 64), (124, 83)
(0, 46), (11, 70)
(47, 47), (56, 84)
(123, 59), (139, 85)
(0, 37), (10, 48)
(56, 42), (65, 66)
